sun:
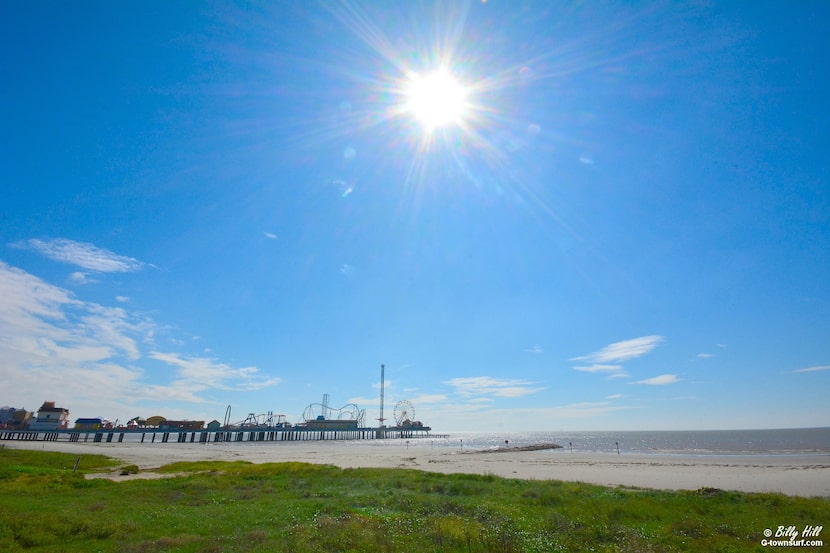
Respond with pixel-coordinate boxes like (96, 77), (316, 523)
(403, 70), (468, 131)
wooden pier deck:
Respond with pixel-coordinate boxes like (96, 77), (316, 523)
(0, 427), (442, 445)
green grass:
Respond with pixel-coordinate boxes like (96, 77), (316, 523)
(0, 448), (119, 480)
(1, 448), (828, 552)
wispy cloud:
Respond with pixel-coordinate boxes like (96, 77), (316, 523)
(606, 371), (631, 380)
(793, 365), (830, 373)
(573, 364), (623, 373)
(444, 376), (545, 398)
(372, 379), (392, 391)
(607, 372), (631, 379)
(524, 345), (543, 354)
(696, 353), (713, 359)
(409, 393), (450, 404)
(15, 238), (144, 273)
(634, 374), (680, 385)
(572, 335), (664, 364)
(264, 232), (278, 240)
(148, 352), (281, 391)
(69, 271), (98, 285)
(606, 393), (624, 399)
(571, 336), (663, 380)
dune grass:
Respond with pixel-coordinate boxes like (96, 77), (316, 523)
(0, 448), (827, 552)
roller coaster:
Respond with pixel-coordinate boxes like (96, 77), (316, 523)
(222, 406), (290, 430)
(301, 394), (366, 427)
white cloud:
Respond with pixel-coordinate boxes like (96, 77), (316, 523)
(115, 296), (129, 303)
(264, 232), (278, 240)
(634, 374), (680, 385)
(444, 376), (545, 398)
(606, 394), (624, 399)
(148, 352), (281, 391)
(466, 397), (495, 404)
(16, 238), (144, 273)
(138, 383), (207, 404)
(697, 353), (713, 359)
(524, 345), (543, 353)
(793, 365), (830, 373)
(409, 393), (449, 404)
(607, 372), (631, 379)
(372, 378), (392, 390)
(0, 262), (147, 413)
(573, 364), (624, 373)
(0, 260), (276, 419)
(69, 271), (97, 285)
(0, 261), (78, 321)
(0, 262), (139, 362)
(572, 335), (664, 364)
(81, 304), (144, 360)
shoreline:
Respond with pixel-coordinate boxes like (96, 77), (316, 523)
(4, 440), (829, 498)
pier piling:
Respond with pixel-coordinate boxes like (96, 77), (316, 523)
(0, 426), (436, 446)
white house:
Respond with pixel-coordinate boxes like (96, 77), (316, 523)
(27, 401), (70, 430)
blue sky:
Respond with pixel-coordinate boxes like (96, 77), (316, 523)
(1, 1), (828, 432)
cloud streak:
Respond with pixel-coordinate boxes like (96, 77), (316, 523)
(15, 238), (145, 273)
(444, 376), (545, 398)
(573, 364), (624, 373)
(792, 365), (830, 373)
(572, 335), (664, 363)
(634, 374), (679, 385)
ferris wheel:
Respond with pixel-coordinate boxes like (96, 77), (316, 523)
(393, 400), (415, 426)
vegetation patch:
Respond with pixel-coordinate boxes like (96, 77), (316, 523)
(0, 449), (827, 552)
(119, 464), (140, 476)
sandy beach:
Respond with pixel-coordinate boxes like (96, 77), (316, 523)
(5, 440), (829, 498)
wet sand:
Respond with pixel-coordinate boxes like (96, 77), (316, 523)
(6, 440), (829, 497)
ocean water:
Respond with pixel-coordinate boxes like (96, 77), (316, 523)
(422, 427), (830, 455)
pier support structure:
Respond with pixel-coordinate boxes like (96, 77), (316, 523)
(0, 426), (437, 445)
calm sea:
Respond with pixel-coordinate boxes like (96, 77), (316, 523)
(424, 428), (830, 455)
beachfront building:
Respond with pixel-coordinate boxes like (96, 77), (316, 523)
(27, 401), (70, 430)
(206, 420), (222, 431)
(145, 415), (166, 428)
(6, 409), (33, 429)
(74, 417), (105, 430)
(0, 406), (35, 428)
(0, 406), (22, 427)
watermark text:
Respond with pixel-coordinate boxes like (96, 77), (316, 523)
(762, 525), (823, 548)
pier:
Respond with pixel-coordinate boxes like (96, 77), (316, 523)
(0, 426), (440, 445)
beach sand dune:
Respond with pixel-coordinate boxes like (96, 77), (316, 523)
(6, 441), (829, 497)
